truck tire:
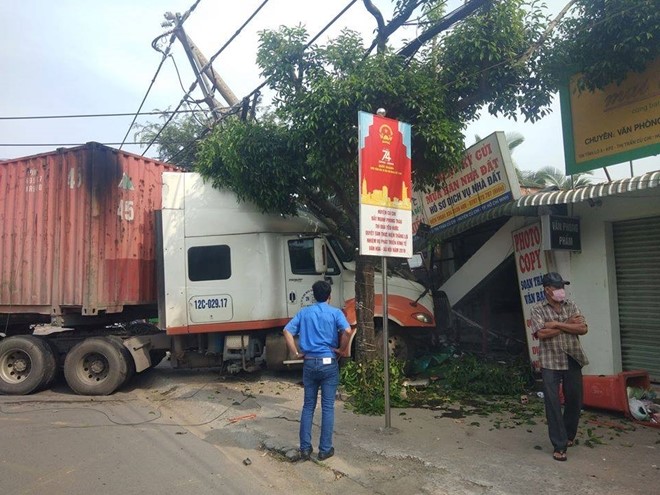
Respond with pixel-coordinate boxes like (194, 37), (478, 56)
(39, 339), (59, 391)
(106, 337), (135, 387)
(376, 326), (415, 363)
(64, 337), (129, 395)
(0, 335), (54, 395)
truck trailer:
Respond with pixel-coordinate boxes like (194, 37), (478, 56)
(0, 143), (437, 395)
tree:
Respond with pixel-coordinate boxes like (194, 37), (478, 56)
(543, 0), (659, 92)
(195, 0), (554, 361)
(135, 109), (211, 170)
(523, 166), (593, 189)
(144, 0), (658, 362)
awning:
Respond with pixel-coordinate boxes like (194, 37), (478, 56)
(516, 170), (660, 207)
(431, 170), (660, 241)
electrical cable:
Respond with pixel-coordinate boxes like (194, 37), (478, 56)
(147, 0), (360, 162)
(141, 0), (271, 156)
(118, 0), (205, 150)
(0, 141), (192, 148)
(0, 109), (208, 121)
(240, 0), (359, 105)
(0, 382), (259, 429)
(118, 32), (177, 150)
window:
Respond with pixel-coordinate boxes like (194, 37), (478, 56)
(288, 239), (339, 275)
(188, 245), (231, 281)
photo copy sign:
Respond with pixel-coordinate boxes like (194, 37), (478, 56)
(358, 111), (412, 258)
(512, 222), (546, 370)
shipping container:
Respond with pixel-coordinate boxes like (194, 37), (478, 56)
(0, 142), (178, 328)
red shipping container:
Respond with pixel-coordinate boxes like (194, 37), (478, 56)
(0, 143), (178, 323)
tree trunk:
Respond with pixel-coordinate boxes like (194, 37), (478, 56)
(354, 254), (377, 363)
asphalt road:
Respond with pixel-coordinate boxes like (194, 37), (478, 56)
(0, 375), (306, 495)
(3, 364), (659, 495)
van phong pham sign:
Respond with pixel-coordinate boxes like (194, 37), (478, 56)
(358, 111), (413, 258)
(419, 132), (521, 234)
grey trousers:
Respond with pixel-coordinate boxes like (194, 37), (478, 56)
(541, 357), (583, 452)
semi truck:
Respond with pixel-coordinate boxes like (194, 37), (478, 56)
(0, 143), (437, 396)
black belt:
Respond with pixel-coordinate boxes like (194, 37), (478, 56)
(304, 357), (336, 362)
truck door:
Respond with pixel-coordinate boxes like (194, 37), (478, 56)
(284, 237), (343, 317)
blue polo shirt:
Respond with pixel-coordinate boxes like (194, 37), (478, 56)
(285, 302), (350, 358)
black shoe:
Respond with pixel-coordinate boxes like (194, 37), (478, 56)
(300, 448), (312, 461)
(317, 448), (334, 461)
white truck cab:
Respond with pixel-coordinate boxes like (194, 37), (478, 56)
(157, 172), (435, 372)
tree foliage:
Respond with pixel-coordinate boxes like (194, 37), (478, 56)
(195, 0), (557, 361)
(143, 0), (659, 362)
(135, 110), (211, 169)
(543, 0), (660, 91)
(519, 166), (593, 189)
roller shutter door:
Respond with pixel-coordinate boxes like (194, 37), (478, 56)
(612, 216), (660, 382)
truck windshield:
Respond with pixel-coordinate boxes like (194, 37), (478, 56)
(328, 236), (354, 263)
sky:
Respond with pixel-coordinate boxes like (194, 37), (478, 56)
(0, 0), (657, 183)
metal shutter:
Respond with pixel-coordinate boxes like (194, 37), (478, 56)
(612, 216), (660, 382)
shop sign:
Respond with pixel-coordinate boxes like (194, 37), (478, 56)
(541, 215), (581, 251)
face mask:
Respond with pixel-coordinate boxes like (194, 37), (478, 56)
(551, 288), (566, 302)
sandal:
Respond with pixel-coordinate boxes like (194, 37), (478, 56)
(553, 450), (567, 462)
(567, 439), (575, 448)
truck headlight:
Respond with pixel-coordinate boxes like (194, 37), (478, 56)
(412, 312), (433, 324)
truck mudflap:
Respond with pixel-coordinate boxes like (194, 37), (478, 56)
(123, 333), (171, 373)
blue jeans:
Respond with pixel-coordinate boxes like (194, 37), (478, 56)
(300, 358), (339, 454)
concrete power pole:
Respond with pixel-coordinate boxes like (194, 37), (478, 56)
(167, 12), (240, 121)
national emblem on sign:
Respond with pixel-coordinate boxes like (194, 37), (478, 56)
(379, 124), (393, 144)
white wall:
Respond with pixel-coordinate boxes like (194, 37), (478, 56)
(567, 193), (660, 375)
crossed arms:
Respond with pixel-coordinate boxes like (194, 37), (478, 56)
(536, 315), (588, 340)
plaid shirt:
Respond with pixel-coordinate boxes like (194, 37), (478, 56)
(531, 298), (589, 370)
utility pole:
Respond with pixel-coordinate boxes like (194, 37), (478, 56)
(165, 12), (240, 121)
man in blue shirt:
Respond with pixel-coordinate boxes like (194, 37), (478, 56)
(283, 280), (353, 461)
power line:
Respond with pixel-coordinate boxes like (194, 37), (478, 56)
(241, 0), (359, 104)
(118, 0), (206, 149)
(0, 109), (208, 121)
(0, 142), (190, 147)
(141, 0), (271, 156)
(153, 0), (360, 162)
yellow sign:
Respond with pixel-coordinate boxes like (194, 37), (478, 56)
(562, 57), (660, 174)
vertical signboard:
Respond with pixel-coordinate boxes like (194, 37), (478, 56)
(512, 222), (546, 370)
(358, 111), (413, 258)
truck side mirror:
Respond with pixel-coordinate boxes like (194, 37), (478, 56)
(313, 238), (327, 274)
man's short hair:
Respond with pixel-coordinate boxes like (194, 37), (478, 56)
(312, 280), (332, 302)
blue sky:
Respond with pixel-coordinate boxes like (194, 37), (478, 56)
(1, 0), (656, 182)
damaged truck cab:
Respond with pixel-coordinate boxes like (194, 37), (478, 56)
(152, 172), (436, 373)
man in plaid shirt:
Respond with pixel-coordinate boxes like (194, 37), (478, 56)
(531, 272), (588, 462)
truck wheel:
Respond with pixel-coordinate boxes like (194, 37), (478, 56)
(0, 335), (54, 395)
(64, 338), (129, 395)
(376, 328), (415, 363)
(39, 339), (59, 391)
(106, 337), (135, 388)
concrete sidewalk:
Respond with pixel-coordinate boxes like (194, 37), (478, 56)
(136, 368), (660, 495)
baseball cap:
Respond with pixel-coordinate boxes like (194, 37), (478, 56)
(542, 272), (570, 287)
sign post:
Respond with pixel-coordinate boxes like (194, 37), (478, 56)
(358, 109), (412, 429)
